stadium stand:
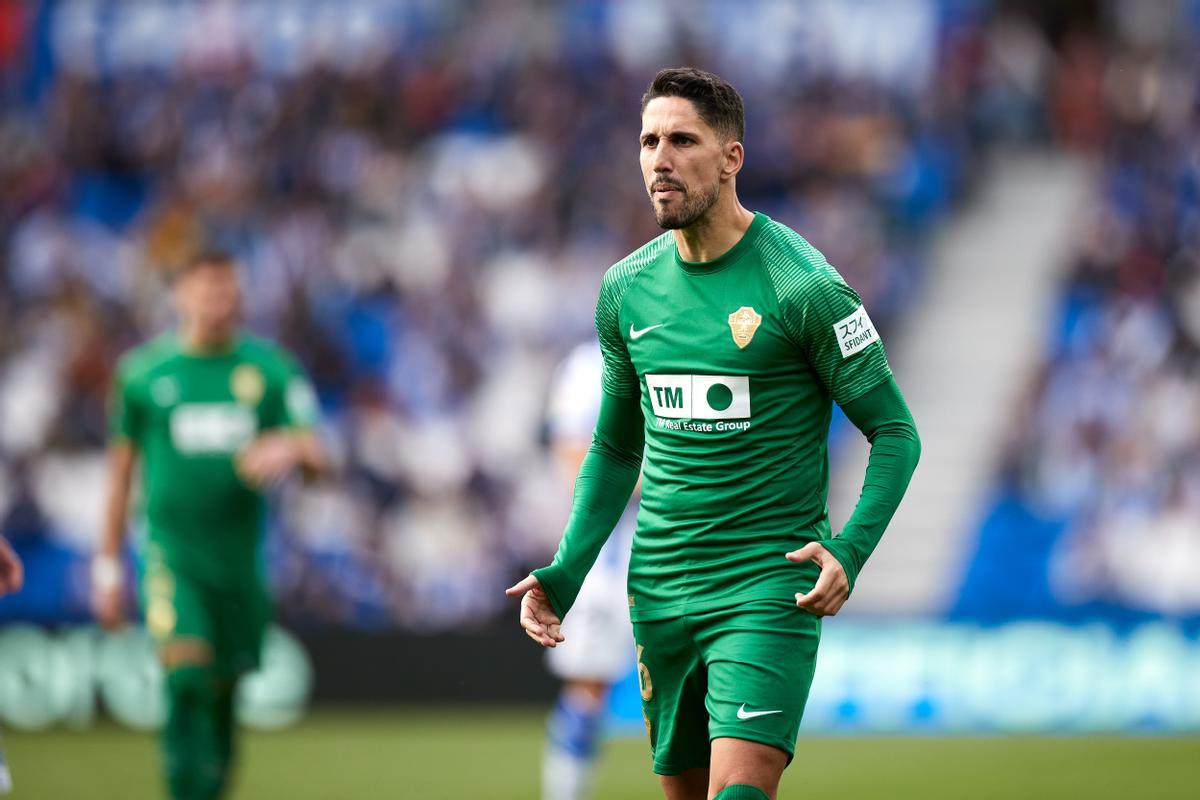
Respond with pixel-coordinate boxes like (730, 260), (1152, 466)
(952, 1), (1200, 625)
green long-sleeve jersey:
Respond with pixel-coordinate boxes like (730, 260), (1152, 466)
(534, 212), (919, 622)
(110, 333), (319, 588)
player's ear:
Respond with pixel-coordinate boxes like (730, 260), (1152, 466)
(721, 139), (744, 181)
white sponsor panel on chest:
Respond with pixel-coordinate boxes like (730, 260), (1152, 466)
(170, 403), (258, 454)
(833, 304), (879, 358)
(645, 374), (750, 420)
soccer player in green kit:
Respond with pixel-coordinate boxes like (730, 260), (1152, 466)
(93, 250), (328, 800)
(507, 68), (921, 800)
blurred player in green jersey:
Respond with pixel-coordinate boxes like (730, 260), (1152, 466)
(509, 68), (921, 800)
(94, 250), (328, 800)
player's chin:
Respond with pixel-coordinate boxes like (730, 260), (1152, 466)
(653, 209), (689, 230)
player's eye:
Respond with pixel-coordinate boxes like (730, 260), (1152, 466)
(641, 136), (657, 148)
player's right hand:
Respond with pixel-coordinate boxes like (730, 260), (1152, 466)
(505, 575), (565, 648)
(93, 585), (127, 630)
(90, 555), (127, 629)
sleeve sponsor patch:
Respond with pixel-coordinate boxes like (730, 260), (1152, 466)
(286, 377), (320, 426)
(832, 304), (879, 358)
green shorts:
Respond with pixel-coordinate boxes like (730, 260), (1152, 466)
(142, 562), (271, 680)
(633, 599), (821, 775)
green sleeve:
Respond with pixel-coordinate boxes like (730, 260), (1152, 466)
(532, 389), (643, 619)
(532, 270), (644, 618)
(282, 366), (320, 429)
(594, 266), (640, 400)
(820, 377), (921, 594)
(800, 272), (892, 405)
(768, 250), (892, 406)
(264, 351), (320, 430)
(108, 359), (143, 444)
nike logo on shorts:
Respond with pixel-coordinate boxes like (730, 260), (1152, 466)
(629, 323), (665, 340)
(736, 704), (783, 720)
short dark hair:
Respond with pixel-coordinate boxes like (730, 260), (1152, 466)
(174, 248), (235, 281)
(640, 67), (745, 143)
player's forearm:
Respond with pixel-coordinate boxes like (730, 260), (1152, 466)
(95, 441), (136, 598)
(533, 390), (643, 619)
(98, 441), (137, 558)
(824, 378), (921, 593)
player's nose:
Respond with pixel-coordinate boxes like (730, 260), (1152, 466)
(648, 142), (673, 172)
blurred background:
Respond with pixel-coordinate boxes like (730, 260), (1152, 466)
(0, 0), (1198, 797)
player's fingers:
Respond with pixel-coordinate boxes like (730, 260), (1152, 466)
(795, 593), (825, 614)
(795, 565), (835, 609)
(523, 625), (553, 647)
(521, 607), (556, 647)
(784, 542), (822, 565)
(522, 620), (552, 646)
(505, 574), (539, 597)
(529, 602), (563, 637)
(811, 580), (849, 616)
(519, 602), (545, 634)
(520, 613), (543, 631)
(531, 601), (560, 625)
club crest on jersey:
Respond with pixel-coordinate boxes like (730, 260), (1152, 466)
(231, 364), (265, 405)
(727, 306), (762, 349)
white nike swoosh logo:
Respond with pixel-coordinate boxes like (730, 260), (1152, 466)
(737, 704), (783, 720)
(629, 323), (664, 340)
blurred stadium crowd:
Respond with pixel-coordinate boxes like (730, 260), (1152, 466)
(955, 0), (1200, 624)
(0, 0), (1196, 630)
(0, 0), (984, 629)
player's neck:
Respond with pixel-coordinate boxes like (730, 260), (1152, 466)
(179, 324), (237, 355)
(672, 196), (755, 264)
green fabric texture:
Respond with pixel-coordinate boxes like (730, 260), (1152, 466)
(635, 600), (819, 774)
(713, 786), (770, 800)
(820, 377), (922, 594)
(532, 390), (643, 619)
(535, 212), (913, 622)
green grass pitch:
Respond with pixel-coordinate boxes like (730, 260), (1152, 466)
(5, 709), (1197, 799)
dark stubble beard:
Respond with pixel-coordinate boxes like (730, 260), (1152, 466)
(651, 180), (720, 230)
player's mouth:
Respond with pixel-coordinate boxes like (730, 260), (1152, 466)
(651, 183), (684, 199)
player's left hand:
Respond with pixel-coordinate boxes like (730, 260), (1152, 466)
(236, 432), (302, 487)
(785, 542), (849, 616)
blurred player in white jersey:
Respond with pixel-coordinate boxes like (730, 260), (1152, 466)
(541, 341), (637, 800)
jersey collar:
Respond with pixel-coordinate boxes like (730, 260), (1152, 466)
(673, 211), (767, 275)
